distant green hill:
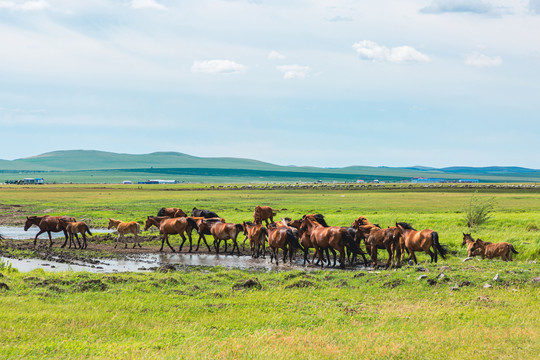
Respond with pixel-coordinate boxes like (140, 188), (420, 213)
(1, 150), (539, 183)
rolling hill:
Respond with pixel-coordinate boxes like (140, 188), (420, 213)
(1, 150), (539, 183)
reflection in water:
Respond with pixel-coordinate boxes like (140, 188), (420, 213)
(0, 226), (114, 240)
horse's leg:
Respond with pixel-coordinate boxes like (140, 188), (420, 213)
(61, 229), (69, 248)
(178, 233), (187, 252)
(165, 234), (175, 252)
(329, 248), (337, 268)
(427, 248), (435, 263)
(385, 246), (393, 269)
(33, 229), (45, 247)
(115, 234), (120, 248)
(82, 233), (87, 249)
(214, 236), (220, 254)
(339, 250), (346, 269)
(201, 234), (212, 252)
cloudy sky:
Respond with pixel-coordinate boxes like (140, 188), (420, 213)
(1, 0), (539, 168)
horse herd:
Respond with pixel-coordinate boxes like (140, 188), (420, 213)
(22, 205), (518, 268)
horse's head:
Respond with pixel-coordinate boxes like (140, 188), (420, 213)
(107, 218), (115, 230)
(462, 233), (472, 246)
(143, 216), (154, 231)
(24, 216), (36, 231)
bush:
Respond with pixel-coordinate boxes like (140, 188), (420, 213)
(526, 223), (539, 232)
(465, 193), (495, 228)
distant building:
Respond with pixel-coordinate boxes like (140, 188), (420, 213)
(411, 177), (445, 183)
(23, 178), (44, 184)
(122, 180), (133, 184)
(458, 179), (480, 183)
(137, 179), (177, 184)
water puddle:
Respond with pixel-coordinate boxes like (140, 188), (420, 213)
(0, 226), (115, 240)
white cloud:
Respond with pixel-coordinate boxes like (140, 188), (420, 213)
(268, 51), (285, 60)
(352, 41), (431, 64)
(276, 65), (311, 79)
(530, 0), (540, 14)
(0, 0), (49, 11)
(131, 0), (166, 10)
(464, 51), (503, 67)
(191, 59), (248, 75)
(420, 0), (496, 14)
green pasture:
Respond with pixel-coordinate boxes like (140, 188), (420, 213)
(1, 185), (540, 359)
(1, 184), (539, 259)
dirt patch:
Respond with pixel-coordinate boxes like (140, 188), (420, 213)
(232, 278), (262, 290)
(382, 279), (404, 289)
(0, 203), (27, 226)
(285, 279), (315, 289)
(76, 279), (107, 292)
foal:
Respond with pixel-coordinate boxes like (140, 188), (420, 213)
(108, 218), (142, 249)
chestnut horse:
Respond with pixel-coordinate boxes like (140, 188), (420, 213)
(267, 222), (303, 266)
(144, 216), (198, 252)
(24, 215), (76, 247)
(396, 222), (447, 264)
(59, 219), (92, 249)
(469, 238), (518, 261)
(243, 221), (267, 258)
(357, 224), (400, 268)
(108, 218), (141, 249)
(157, 207), (187, 218)
(253, 206), (278, 225)
(211, 222), (244, 255)
(462, 233), (491, 257)
(300, 216), (358, 268)
(192, 217), (225, 252)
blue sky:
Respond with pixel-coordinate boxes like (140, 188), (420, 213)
(0, 0), (539, 168)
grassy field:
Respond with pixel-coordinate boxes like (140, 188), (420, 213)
(1, 184), (540, 359)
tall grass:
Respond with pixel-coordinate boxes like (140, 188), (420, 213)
(465, 192), (495, 228)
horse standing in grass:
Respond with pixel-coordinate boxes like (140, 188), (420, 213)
(469, 238), (518, 261)
(108, 218), (142, 249)
(462, 233), (491, 257)
(211, 222), (244, 255)
(243, 221), (267, 258)
(144, 216), (198, 252)
(59, 219), (92, 249)
(253, 206), (278, 225)
(395, 222), (447, 264)
(157, 208), (187, 218)
(24, 215), (76, 247)
(357, 224), (400, 268)
(192, 217), (225, 252)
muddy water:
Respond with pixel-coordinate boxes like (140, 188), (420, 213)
(0, 226), (115, 240)
(1, 253), (327, 273)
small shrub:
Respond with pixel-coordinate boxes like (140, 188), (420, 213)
(526, 223), (538, 232)
(465, 193), (495, 228)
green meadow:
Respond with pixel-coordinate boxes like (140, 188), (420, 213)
(1, 184), (539, 359)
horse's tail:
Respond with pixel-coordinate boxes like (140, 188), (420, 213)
(157, 207), (166, 217)
(509, 244), (518, 254)
(235, 223), (244, 235)
(286, 229), (303, 251)
(272, 208), (279, 216)
(261, 226), (268, 238)
(187, 217), (199, 234)
(85, 224), (93, 236)
(341, 228), (358, 254)
(432, 231), (447, 259)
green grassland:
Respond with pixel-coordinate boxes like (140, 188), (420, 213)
(1, 185), (540, 359)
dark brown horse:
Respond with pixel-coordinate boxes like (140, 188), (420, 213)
(59, 220), (92, 249)
(192, 217), (225, 252)
(253, 206), (278, 225)
(211, 222), (244, 255)
(243, 221), (267, 258)
(395, 222), (447, 264)
(267, 222), (303, 265)
(357, 224), (400, 268)
(157, 207), (187, 218)
(469, 238), (518, 261)
(191, 207), (220, 219)
(24, 215), (76, 247)
(300, 216), (358, 268)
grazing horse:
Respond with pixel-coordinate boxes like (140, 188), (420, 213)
(243, 221), (267, 258)
(357, 224), (400, 268)
(192, 217), (225, 252)
(59, 219), (92, 249)
(267, 222), (303, 266)
(108, 218), (142, 249)
(395, 222), (447, 264)
(462, 233), (491, 257)
(211, 222), (244, 255)
(253, 206), (278, 225)
(469, 239), (518, 261)
(157, 207), (187, 218)
(191, 207), (220, 219)
(300, 217), (358, 269)
(24, 215), (76, 247)
(144, 216), (198, 252)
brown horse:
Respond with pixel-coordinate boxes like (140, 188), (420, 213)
(357, 225), (400, 268)
(59, 219), (92, 249)
(351, 216), (374, 229)
(192, 217), (225, 252)
(267, 222), (303, 265)
(462, 233), (491, 257)
(108, 218), (142, 249)
(253, 206), (278, 225)
(157, 207), (187, 218)
(243, 221), (267, 258)
(469, 239), (518, 261)
(396, 222), (447, 264)
(300, 216), (358, 268)
(211, 222), (244, 255)
(24, 215), (76, 247)
(144, 216), (198, 252)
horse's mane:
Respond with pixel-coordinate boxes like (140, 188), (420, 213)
(244, 221), (255, 226)
(397, 222), (416, 230)
(303, 214), (329, 227)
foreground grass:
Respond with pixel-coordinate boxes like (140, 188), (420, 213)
(1, 261), (539, 359)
